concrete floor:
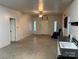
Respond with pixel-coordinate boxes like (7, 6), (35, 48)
(0, 35), (57, 59)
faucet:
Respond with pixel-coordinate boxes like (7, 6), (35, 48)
(70, 35), (72, 42)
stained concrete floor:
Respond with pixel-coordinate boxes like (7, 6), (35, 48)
(0, 35), (57, 59)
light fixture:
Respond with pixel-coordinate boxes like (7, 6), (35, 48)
(39, 14), (43, 18)
(39, 11), (43, 18)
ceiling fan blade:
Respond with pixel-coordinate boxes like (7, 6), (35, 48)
(31, 10), (54, 15)
(32, 11), (40, 14)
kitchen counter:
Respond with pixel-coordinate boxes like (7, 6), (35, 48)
(59, 42), (78, 49)
(57, 41), (78, 59)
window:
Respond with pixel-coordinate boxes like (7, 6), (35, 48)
(34, 20), (36, 31)
(54, 20), (57, 32)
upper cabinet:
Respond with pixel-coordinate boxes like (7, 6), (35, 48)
(70, 22), (78, 26)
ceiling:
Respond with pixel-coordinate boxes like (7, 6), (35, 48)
(0, 0), (73, 15)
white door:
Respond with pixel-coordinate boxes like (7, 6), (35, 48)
(41, 20), (49, 34)
(10, 18), (16, 42)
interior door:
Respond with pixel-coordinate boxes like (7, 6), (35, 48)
(41, 20), (49, 34)
(10, 18), (16, 42)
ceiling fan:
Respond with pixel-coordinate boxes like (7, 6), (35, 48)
(32, 10), (54, 18)
(32, 0), (50, 17)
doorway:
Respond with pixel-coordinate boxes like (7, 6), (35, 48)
(10, 18), (16, 42)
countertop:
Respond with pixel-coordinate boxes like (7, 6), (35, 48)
(57, 36), (78, 58)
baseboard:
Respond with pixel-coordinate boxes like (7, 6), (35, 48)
(33, 34), (51, 36)
(0, 42), (10, 48)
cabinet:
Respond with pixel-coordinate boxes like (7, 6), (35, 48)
(70, 22), (78, 26)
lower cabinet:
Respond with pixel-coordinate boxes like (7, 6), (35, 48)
(57, 55), (78, 59)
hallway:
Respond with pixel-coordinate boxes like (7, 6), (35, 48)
(0, 35), (57, 59)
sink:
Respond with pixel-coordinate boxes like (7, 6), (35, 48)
(59, 42), (77, 49)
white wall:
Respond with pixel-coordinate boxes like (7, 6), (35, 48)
(0, 5), (32, 48)
(16, 14), (32, 41)
(63, 0), (78, 40)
